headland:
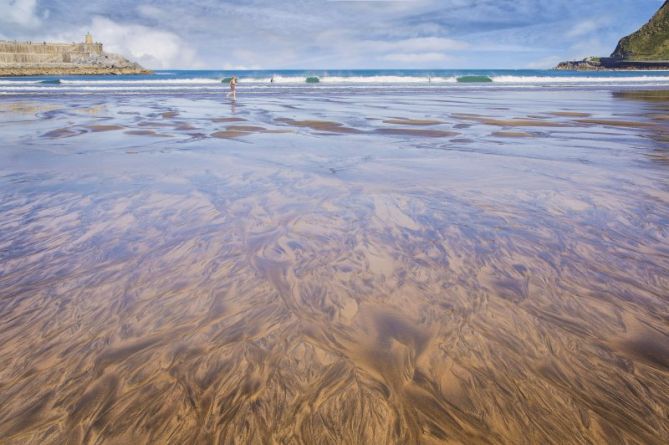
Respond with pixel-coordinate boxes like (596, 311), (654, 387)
(556, 57), (669, 71)
(556, 1), (669, 70)
(0, 33), (150, 76)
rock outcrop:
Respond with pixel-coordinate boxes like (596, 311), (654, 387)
(555, 57), (669, 71)
(0, 35), (150, 76)
(556, 2), (669, 70)
(612, 0), (669, 60)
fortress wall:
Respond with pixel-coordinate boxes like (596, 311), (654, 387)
(0, 38), (148, 75)
(0, 53), (68, 64)
(0, 42), (76, 54)
(0, 41), (104, 66)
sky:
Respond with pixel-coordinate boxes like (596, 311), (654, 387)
(0, 0), (665, 69)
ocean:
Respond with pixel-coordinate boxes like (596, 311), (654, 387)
(2, 68), (669, 94)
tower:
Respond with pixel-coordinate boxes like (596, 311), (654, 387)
(85, 32), (93, 45)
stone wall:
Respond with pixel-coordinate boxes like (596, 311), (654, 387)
(0, 39), (148, 76)
(0, 41), (104, 66)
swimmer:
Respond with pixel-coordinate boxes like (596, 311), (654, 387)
(227, 76), (238, 100)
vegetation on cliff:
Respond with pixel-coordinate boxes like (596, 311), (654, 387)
(556, 1), (669, 70)
(612, 0), (669, 60)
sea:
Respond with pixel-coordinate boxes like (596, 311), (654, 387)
(2, 68), (669, 95)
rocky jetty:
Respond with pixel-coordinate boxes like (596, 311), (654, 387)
(556, 1), (669, 70)
(0, 33), (150, 76)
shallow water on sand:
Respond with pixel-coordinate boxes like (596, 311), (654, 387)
(0, 88), (668, 444)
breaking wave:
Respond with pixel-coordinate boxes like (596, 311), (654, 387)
(3, 70), (669, 95)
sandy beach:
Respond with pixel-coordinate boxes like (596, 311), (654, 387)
(0, 81), (668, 444)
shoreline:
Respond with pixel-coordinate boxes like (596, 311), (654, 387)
(555, 57), (669, 71)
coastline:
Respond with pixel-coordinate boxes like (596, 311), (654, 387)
(555, 58), (669, 71)
(0, 38), (150, 77)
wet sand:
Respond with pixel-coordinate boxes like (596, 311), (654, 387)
(0, 88), (668, 444)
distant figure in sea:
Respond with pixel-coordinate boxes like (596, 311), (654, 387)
(228, 76), (237, 100)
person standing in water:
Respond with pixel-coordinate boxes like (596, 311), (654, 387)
(228, 76), (237, 100)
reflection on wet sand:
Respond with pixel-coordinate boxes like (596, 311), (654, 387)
(87, 125), (124, 132)
(125, 129), (167, 137)
(549, 111), (592, 117)
(275, 118), (362, 134)
(382, 118), (444, 125)
(492, 131), (534, 138)
(0, 88), (668, 444)
(374, 128), (459, 137)
(453, 114), (565, 127)
(576, 118), (656, 128)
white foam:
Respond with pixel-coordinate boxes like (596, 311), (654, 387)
(320, 76), (438, 83)
(3, 73), (669, 95)
(7, 74), (669, 89)
(261, 75), (457, 84)
(0, 85), (227, 91)
(261, 75), (308, 84)
(0, 79), (41, 85)
(247, 75), (669, 84)
(491, 75), (669, 83)
(60, 78), (221, 85)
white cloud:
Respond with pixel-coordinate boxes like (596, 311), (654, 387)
(351, 37), (467, 66)
(568, 37), (611, 60)
(526, 55), (563, 69)
(382, 52), (453, 63)
(0, 0), (661, 69)
(0, 0), (41, 28)
(136, 4), (168, 21)
(361, 37), (469, 53)
(84, 16), (201, 69)
(566, 18), (610, 38)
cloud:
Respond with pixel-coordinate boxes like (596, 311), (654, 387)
(0, 0), (41, 28)
(525, 55), (563, 69)
(136, 5), (168, 21)
(382, 52), (453, 63)
(362, 37), (468, 53)
(84, 16), (201, 69)
(337, 37), (467, 66)
(566, 18), (610, 38)
(567, 36), (612, 60)
(1, 0), (665, 68)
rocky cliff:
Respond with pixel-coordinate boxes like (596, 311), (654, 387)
(0, 38), (150, 76)
(556, 2), (669, 70)
(612, 0), (669, 60)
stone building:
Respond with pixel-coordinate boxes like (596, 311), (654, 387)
(0, 34), (148, 75)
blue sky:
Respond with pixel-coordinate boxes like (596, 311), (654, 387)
(0, 0), (665, 69)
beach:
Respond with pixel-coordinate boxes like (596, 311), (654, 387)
(0, 73), (668, 444)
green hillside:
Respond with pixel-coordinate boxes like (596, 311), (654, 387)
(611, 1), (669, 60)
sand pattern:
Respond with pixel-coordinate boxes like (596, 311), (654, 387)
(0, 88), (668, 444)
